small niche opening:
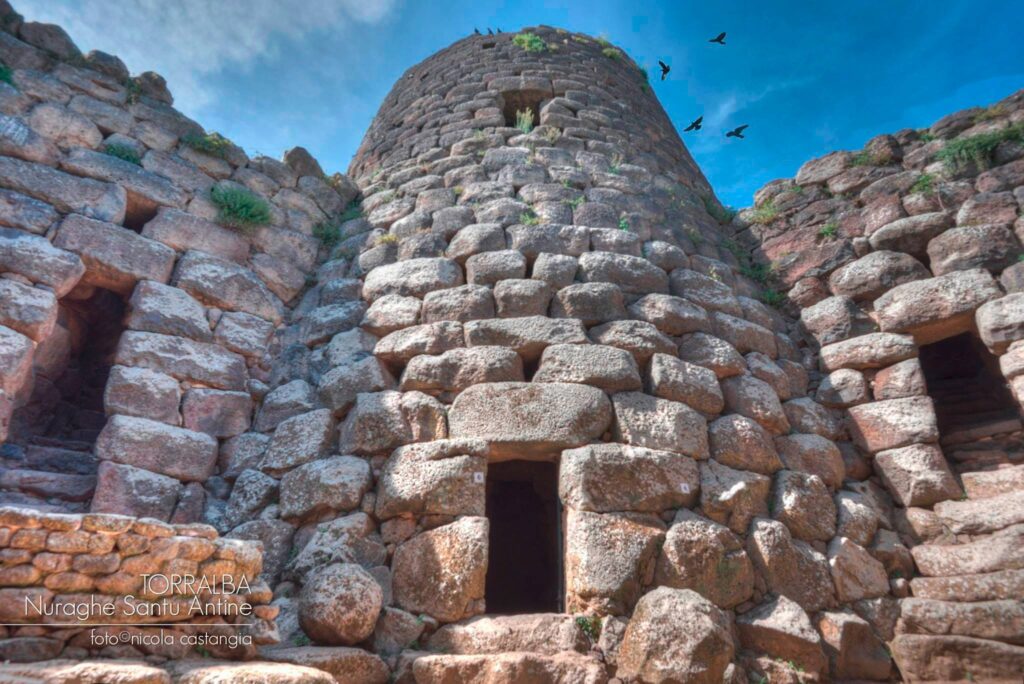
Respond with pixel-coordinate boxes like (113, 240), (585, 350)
(485, 460), (562, 614)
(123, 193), (160, 233)
(481, 42), (496, 49)
(918, 332), (1021, 443)
(501, 90), (546, 129)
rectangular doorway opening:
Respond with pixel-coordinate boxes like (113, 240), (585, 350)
(485, 460), (562, 614)
(918, 332), (1022, 445)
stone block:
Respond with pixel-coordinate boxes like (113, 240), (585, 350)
(95, 414), (218, 482)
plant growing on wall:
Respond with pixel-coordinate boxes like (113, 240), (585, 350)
(183, 132), (234, 158)
(210, 185), (271, 233)
(103, 143), (141, 165)
(0, 60), (13, 86)
(512, 32), (547, 53)
(515, 108), (535, 134)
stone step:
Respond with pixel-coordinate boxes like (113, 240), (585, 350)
(426, 614), (590, 656)
(262, 645), (389, 683)
(934, 490), (1024, 535)
(23, 445), (99, 475)
(911, 569), (1024, 602)
(940, 417), (1024, 446)
(404, 651), (607, 684)
(912, 524), (1024, 576)
(962, 464), (1024, 499)
(0, 469), (96, 502)
(897, 597), (1024, 646)
(890, 634), (1024, 682)
(0, 659), (166, 684)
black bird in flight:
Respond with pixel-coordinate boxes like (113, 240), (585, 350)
(487, 28), (493, 35)
(709, 32), (726, 45)
(658, 61), (671, 80)
(726, 124), (749, 138)
(474, 28), (481, 35)
(684, 116), (703, 132)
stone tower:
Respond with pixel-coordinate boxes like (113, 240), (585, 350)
(0, 6), (1022, 681)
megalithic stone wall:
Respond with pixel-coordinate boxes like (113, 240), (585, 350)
(1, 0), (1022, 679)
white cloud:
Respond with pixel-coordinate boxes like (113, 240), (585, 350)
(16, 0), (398, 113)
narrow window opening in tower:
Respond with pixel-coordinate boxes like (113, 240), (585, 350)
(501, 91), (545, 128)
(485, 460), (562, 614)
(6, 286), (126, 510)
(123, 194), (160, 233)
(481, 42), (496, 49)
(918, 332), (1022, 447)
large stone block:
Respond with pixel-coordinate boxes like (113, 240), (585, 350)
(612, 391), (709, 459)
(280, 455), (372, 522)
(977, 292), (1024, 354)
(708, 414), (782, 475)
(874, 443), (961, 507)
(363, 257), (463, 302)
(828, 250), (929, 302)
(317, 355), (396, 416)
(95, 414), (218, 482)
(463, 315), (588, 362)
(820, 332), (917, 371)
(400, 346), (524, 396)
(125, 280), (211, 342)
(337, 390), (446, 456)
(874, 268), (1002, 345)
(449, 382), (611, 460)
(115, 330), (247, 391)
(847, 396), (939, 454)
(628, 293), (710, 336)
(578, 250), (668, 295)
(0, 278), (56, 341)
(700, 459), (771, 534)
(54, 214), (175, 294)
(60, 147), (187, 213)
(90, 461), (180, 520)
(720, 374), (789, 435)
(299, 563), (383, 646)
(928, 223), (1020, 276)
(559, 443), (699, 513)
(392, 517), (488, 623)
(0, 154), (125, 223)
(103, 364), (181, 425)
(0, 324), (33, 395)
(747, 517), (836, 612)
(565, 509), (665, 615)
(173, 250), (284, 325)
(533, 343), (641, 393)
(181, 388), (252, 438)
(0, 227), (84, 297)
(259, 409), (335, 476)
(737, 595), (828, 676)
(375, 440), (488, 520)
(141, 207), (249, 263)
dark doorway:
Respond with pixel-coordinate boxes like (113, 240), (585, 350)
(485, 460), (562, 614)
(918, 332), (1021, 444)
(501, 90), (545, 129)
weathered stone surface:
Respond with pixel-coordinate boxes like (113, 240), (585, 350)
(265, 646), (389, 684)
(847, 396), (939, 453)
(828, 250), (929, 301)
(552, 282), (626, 325)
(589, 320), (676, 364)
(465, 249), (526, 285)
(375, 440), (487, 520)
(493, 278), (551, 318)
(174, 250), (284, 325)
(707, 414), (782, 475)
(126, 280), (211, 342)
(318, 354), (396, 416)
(410, 652), (605, 684)
(929, 223), (1020, 276)
(254, 379), (315, 432)
(374, 322), (463, 365)
(873, 358), (927, 400)
(463, 315), (588, 361)
(173, 661), (334, 684)
(422, 283), (494, 323)
(720, 374), (789, 435)
(55, 214), (175, 294)
(628, 293), (709, 336)
(259, 409), (335, 476)
(829, 536), (889, 602)
(890, 634), (1024, 682)
(977, 292), (1024, 354)
(95, 415), (217, 482)
(646, 353), (724, 415)
(449, 382), (611, 460)
(280, 456), (372, 522)
(392, 517), (488, 622)
(0, 227), (84, 297)
(617, 587), (735, 684)
(898, 597), (1024, 645)
(337, 390), (446, 456)
(747, 517), (836, 612)
(223, 468), (278, 530)
(427, 613), (589, 656)
(363, 257), (463, 302)
(773, 470), (837, 541)
(669, 268), (742, 316)
(0, 278), (56, 342)
(655, 509), (754, 609)
(299, 563), (383, 645)
(795, 151), (852, 185)
(142, 207), (249, 263)
(773, 433), (846, 489)
(700, 459), (770, 534)
(533, 343), (642, 392)
(820, 332), (917, 371)
(401, 346), (523, 396)
(934, 490), (1024, 535)
(116, 330), (247, 391)
(90, 461), (180, 520)
(61, 147), (187, 211)
(612, 391), (709, 459)
(868, 212), (952, 256)
(565, 510), (665, 615)
(737, 595), (827, 675)
(818, 610), (892, 680)
(104, 364), (181, 425)
(874, 268), (1002, 345)
(910, 569), (1024, 602)
(912, 525), (1024, 577)
(800, 295), (875, 347)
(874, 443), (961, 507)
(559, 443), (699, 513)
(360, 294), (420, 337)
(0, 155), (125, 223)
(181, 388), (252, 437)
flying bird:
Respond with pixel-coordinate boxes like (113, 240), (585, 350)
(726, 124), (749, 139)
(658, 61), (671, 80)
(683, 116), (703, 132)
(709, 32), (726, 45)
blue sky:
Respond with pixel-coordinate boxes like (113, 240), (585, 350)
(20, 0), (1024, 207)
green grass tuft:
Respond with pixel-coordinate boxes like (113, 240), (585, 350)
(520, 210), (540, 226)
(850, 150), (879, 167)
(760, 288), (785, 308)
(103, 143), (141, 165)
(0, 61), (13, 86)
(602, 47), (623, 60)
(376, 233), (399, 246)
(338, 201), (363, 223)
(512, 32), (547, 53)
(936, 123), (1024, 173)
(818, 221), (838, 240)
(748, 200), (779, 225)
(618, 216), (630, 231)
(702, 195), (737, 223)
(313, 221), (340, 248)
(515, 108), (535, 135)
(575, 615), (601, 642)
(182, 132), (233, 158)
(210, 185), (271, 233)
(909, 173), (935, 196)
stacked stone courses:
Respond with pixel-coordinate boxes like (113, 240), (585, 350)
(0, 3), (1022, 681)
